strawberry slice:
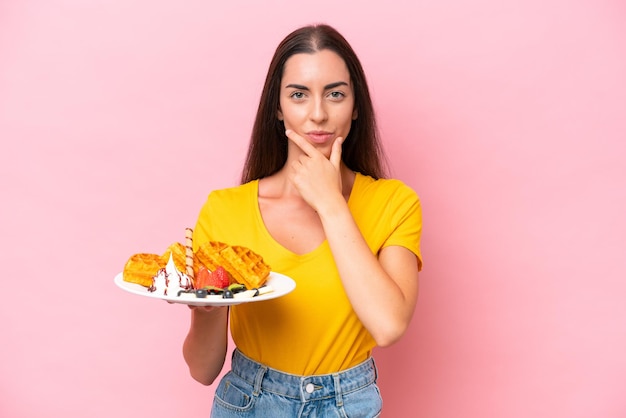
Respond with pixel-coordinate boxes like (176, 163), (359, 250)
(212, 266), (231, 289)
(195, 266), (212, 290)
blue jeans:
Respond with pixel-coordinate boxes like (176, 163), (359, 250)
(211, 349), (383, 417)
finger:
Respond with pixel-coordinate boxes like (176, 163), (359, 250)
(188, 304), (216, 312)
(285, 129), (317, 156)
(330, 136), (344, 169)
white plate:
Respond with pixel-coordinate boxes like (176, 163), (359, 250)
(114, 272), (296, 306)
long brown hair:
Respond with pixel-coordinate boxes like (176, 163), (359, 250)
(240, 24), (387, 184)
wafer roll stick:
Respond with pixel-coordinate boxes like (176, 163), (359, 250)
(185, 228), (195, 285)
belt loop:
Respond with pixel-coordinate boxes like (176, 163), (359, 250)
(252, 364), (267, 397)
(372, 357), (379, 382)
(332, 373), (343, 407)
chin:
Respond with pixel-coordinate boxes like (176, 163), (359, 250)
(318, 145), (333, 159)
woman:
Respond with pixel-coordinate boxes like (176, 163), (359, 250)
(183, 23), (423, 417)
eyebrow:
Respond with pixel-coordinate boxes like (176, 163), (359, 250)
(285, 81), (349, 90)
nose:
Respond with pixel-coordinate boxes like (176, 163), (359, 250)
(309, 98), (328, 123)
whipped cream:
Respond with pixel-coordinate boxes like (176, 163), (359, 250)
(148, 254), (193, 296)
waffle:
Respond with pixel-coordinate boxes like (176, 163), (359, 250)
(194, 241), (271, 289)
(219, 245), (271, 290)
(194, 241), (228, 274)
(163, 242), (187, 273)
(123, 253), (165, 287)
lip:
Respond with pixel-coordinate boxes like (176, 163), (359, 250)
(306, 131), (334, 144)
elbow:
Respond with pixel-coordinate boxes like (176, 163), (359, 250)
(370, 301), (418, 347)
(183, 352), (224, 386)
(182, 343), (226, 386)
(373, 332), (403, 348)
(375, 336), (399, 348)
(371, 321), (410, 348)
(189, 368), (219, 386)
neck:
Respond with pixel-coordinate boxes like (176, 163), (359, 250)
(260, 162), (355, 200)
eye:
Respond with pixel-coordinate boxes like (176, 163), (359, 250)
(290, 91), (306, 100)
(328, 91), (346, 100)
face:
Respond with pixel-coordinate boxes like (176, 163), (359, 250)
(277, 49), (357, 158)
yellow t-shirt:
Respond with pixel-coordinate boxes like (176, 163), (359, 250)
(193, 172), (422, 375)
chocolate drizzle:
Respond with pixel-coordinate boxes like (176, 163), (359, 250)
(147, 267), (192, 295)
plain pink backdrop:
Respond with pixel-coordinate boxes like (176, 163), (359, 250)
(1, 1), (625, 417)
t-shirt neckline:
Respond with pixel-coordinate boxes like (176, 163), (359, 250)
(251, 173), (361, 259)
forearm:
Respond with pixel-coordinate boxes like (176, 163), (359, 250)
(318, 197), (419, 346)
(182, 307), (229, 385)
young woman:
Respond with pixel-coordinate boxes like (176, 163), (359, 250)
(183, 23), (423, 417)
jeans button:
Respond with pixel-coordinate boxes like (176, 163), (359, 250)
(305, 383), (314, 393)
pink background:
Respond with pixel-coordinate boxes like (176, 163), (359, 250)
(1, 1), (625, 417)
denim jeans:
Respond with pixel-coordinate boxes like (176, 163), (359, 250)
(210, 349), (383, 417)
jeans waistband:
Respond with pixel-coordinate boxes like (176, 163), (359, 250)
(230, 349), (378, 402)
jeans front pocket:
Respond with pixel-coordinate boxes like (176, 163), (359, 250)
(212, 371), (257, 414)
(340, 382), (383, 418)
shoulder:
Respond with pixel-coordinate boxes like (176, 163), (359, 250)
(194, 181), (259, 244)
(197, 181), (258, 218)
(206, 181), (258, 204)
(354, 173), (420, 204)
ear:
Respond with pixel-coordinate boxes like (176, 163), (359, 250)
(277, 109), (284, 121)
(352, 108), (358, 120)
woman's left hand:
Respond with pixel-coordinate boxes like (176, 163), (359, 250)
(285, 129), (345, 212)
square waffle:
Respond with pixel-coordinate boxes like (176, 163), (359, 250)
(219, 245), (271, 290)
(194, 241), (228, 274)
(123, 253), (165, 287)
